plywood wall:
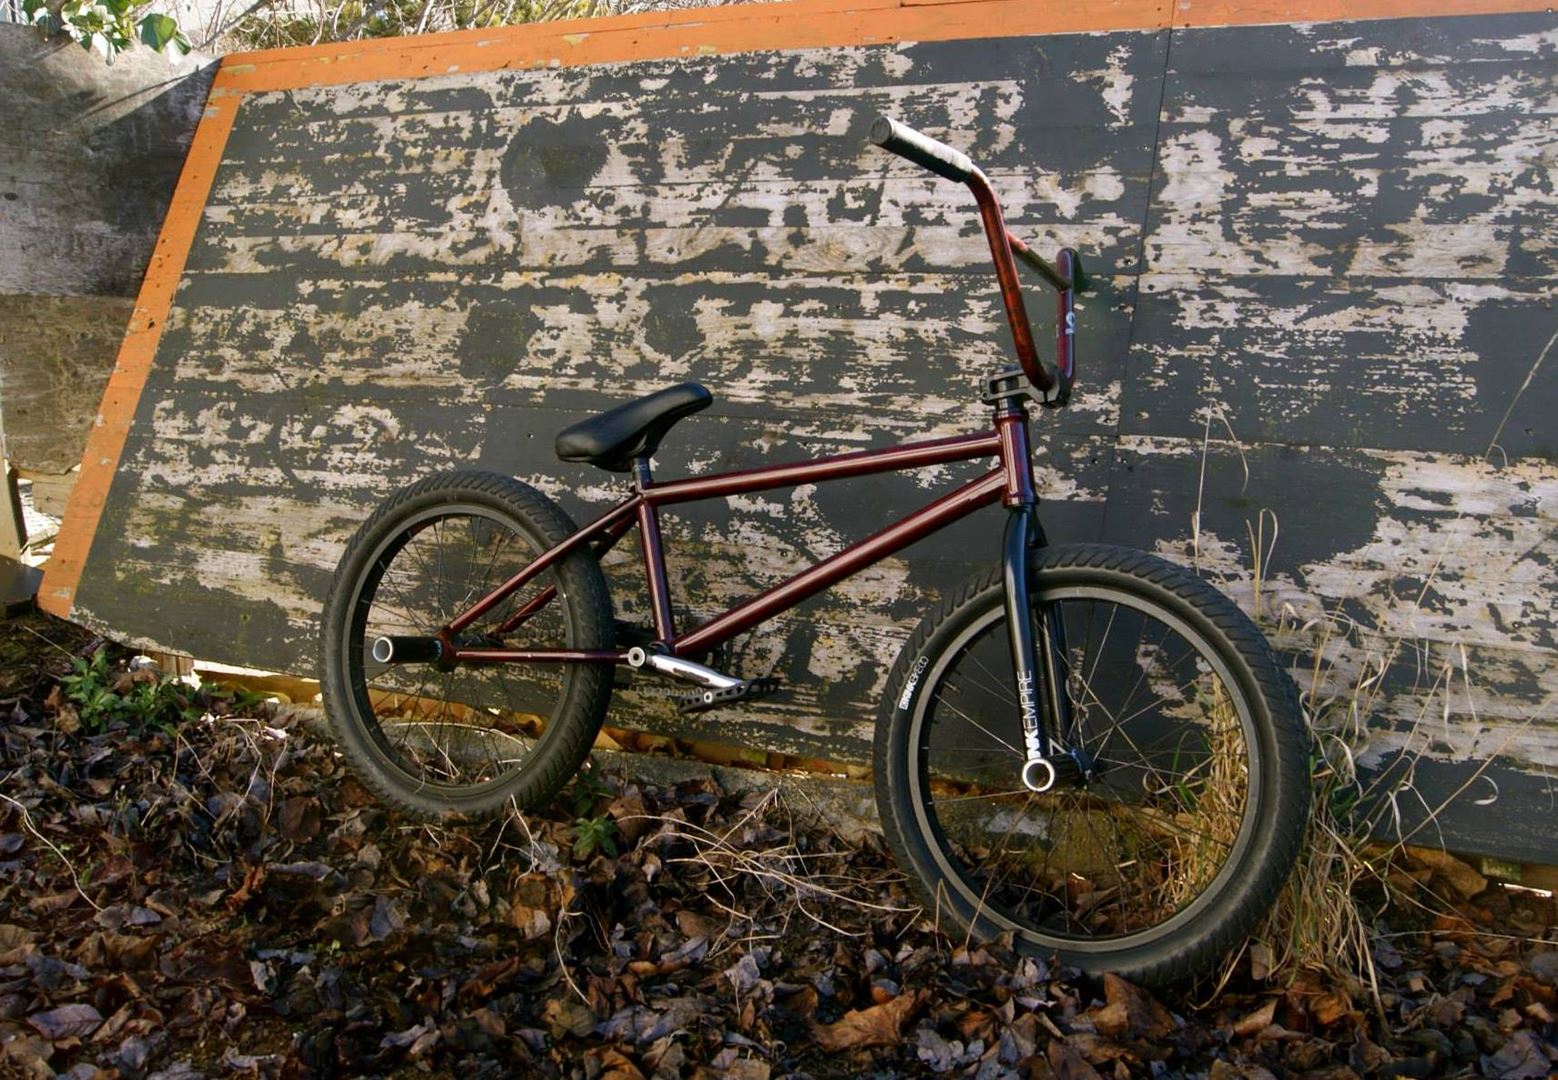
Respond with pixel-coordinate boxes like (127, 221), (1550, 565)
(41, 0), (1558, 863)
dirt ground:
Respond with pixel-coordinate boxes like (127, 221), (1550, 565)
(0, 612), (1554, 1079)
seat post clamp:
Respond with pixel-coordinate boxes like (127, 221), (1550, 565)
(633, 457), (654, 491)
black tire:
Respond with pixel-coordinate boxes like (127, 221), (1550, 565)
(319, 470), (614, 819)
(874, 543), (1308, 985)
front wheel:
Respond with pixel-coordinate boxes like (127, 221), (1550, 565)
(874, 543), (1309, 985)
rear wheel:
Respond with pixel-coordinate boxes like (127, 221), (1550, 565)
(319, 470), (614, 819)
(875, 543), (1308, 984)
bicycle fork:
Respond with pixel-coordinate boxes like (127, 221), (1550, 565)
(1002, 507), (1074, 792)
(992, 382), (1079, 794)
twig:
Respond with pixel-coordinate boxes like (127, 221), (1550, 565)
(0, 787), (103, 912)
(554, 902), (588, 1005)
(196, 0), (281, 49)
(17, 623), (79, 661)
(621, 800), (913, 936)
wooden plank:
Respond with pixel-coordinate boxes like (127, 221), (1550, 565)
(1125, 15), (1558, 455)
(37, 90), (243, 619)
(212, 0), (1174, 94)
(143, 271), (1132, 444)
(1121, 276), (1557, 455)
(204, 0), (1555, 97)
(1100, 437), (1556, 824)
(1176, 0), (1555, 27)
(201, 38), (1157, 283)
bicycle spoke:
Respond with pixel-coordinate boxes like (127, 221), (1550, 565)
(916, 583), (1257, 943)
(932, 694), (1024, 758)
(347, 501), (584, 792)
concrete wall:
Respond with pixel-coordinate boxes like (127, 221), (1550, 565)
(0, 25), (212, 499)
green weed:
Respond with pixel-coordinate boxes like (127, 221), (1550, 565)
(58, 650), (267, 735)
(571, 815), (618, 860)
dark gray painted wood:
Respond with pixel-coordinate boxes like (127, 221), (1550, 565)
(71, 14), (1558, 864)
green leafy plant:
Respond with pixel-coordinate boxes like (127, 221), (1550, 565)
(24, 0), (191, 59)
(571, 815), (618, 860)
(565, 764), (612, 818)
(59, 651), (126, 730)
(59, 651), (207, 733)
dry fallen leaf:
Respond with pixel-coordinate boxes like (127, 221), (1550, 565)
(812, 989), (927, 1052)
(27, 1003), (103, 1040)
(1233, 998), (1279, 1038)
(1092, 974), (1175, 1040)
(1310, 990), (1356, 1027)
(1249, 940), (1274, 981)
(592, 1046), (646, 1080)
(1480, 1031), (1552, 1080)
(1409, 848), (1488, 899)
(278, 796), (322, 842)
(1047, 1041), (1107, 1080)
(543, 997), (598, 1040)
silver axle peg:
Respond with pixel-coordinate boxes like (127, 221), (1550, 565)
(1021, 757), (1057, 793)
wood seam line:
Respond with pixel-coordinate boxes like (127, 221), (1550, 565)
(213, 0), (1553, 93)
(38, 89), (244, 621)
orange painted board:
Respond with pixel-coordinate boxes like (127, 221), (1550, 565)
(38, 90), (244, 620)
(1174, 0), (1556, 26)
(211, 0), (1555, 95)
(214, 0), (1176, 93)
(225, 0), (906, 65)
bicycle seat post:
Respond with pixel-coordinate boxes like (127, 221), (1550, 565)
(632, 455), (677, 643)
(631, 455), (654, 491)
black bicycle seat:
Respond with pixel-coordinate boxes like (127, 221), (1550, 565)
(554, 383), (713, 472)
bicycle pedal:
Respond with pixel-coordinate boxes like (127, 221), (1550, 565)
(674, 677), (783, 715)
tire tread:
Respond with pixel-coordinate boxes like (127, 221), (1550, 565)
(874, 543), (1308, 985)
(319, 470), (614, 821)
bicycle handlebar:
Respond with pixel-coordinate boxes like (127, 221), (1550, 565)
(869, 114), (1083, 407)
(869, 116), (975, 185)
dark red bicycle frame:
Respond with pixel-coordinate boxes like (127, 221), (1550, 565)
(434, 128), (1083, 720)
(445, 429), (1014, 666)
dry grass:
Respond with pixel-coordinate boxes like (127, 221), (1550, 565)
(1160, 682), (1247, 914)
(213, 0), (756, 52)
(1186, 373), (1558, 1006)
(623, 787), (915, 941)
(1233, 598), (1544, 1012)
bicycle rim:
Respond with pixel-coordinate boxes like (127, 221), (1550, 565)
(343, 502), (576, 796)
(906, 583), (1262, 950)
